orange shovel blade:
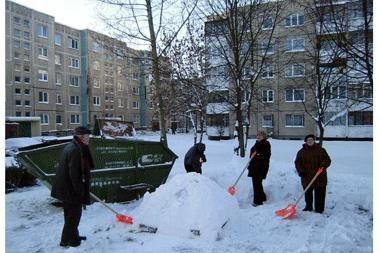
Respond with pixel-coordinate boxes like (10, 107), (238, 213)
(116, 214), (134, 224)
(275, 204), (297, 219)
(227, 186), (236, 195)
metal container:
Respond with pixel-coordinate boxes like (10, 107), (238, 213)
(15, 137), (178, 202)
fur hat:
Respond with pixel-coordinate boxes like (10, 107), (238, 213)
(75, 126), (91, 135)
(256, 130), (268, 139)
(304, 134), (316, 142)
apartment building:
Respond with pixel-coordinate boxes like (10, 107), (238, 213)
(5, 0), (154, 134)
(204, 0), (372, 139)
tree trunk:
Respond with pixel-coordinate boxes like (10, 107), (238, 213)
(146, 0), (167, 146)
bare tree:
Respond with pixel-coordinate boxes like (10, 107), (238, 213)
(166, 21), (208, 144)
(201, 0), (284, 157)
(96, 0), (199, 146)
(293, 0), (373, 146)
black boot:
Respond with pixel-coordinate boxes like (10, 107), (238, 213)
(302, 206), (313, 211)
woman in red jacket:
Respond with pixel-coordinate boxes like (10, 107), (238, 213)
(295, 134), (331, 213)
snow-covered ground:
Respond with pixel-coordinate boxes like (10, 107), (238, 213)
(5, 133), (373, 252)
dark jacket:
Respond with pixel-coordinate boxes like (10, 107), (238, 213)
(51, 136), (94, 204)
(295, 143), (331, 187)
(184, 143), (207, 173)
(247, 139), (271, 179)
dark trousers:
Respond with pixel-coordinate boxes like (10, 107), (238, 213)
(185, 164), (202, 174)
(304, 186), (326, 213)
(252, 178), (266, 205)
(61, 202), (82, 243)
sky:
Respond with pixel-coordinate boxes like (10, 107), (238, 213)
(10, 0), (106, 32)
(4, 134), (374, 252)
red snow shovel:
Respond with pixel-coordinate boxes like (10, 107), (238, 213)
(90, 192), (133, 224)
(228, 151), (256, 195)
(275, 167), (324, 219)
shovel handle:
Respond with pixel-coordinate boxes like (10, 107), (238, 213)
(294, 167), (324, 206)
(90, 192), (119, 215)
(231, 151), (257, 187)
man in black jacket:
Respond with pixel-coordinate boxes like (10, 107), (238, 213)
(184, 143), (207, 174)
(51, 126), (94, 247)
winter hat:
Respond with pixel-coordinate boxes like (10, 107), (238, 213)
(304, 134), (316, 142)
(75, 126), (91, 135)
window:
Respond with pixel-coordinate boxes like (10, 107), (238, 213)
(260, 41), (274, 55)
(68, 37), (79, 49)
(14, 76), (21, 83)
(40, 114), (49, 125)
(38, 91), (49, 103)
(262, 114), (273, 127)
(56, 94), (62, 104)
(15, 88), (21, 94)
(23, 31), (30, 40)
(38, 47), (48, 58)
(24, 65), (30, 72)
(69, 76), (80, 87)
(285, 64), (305, 77)
(24, 100), (31, 107)
(132, 72), (139, 80)
(15, 100), (22, 106)
(55, 34), (62, 45)
(207, 114), (230, 127)
(37, 24), (48, 38)
(93, 96), (101, 106)
(14, 29), (21, 38)
(23, 19), (30, 28)
(70, 96), (80, 105)
(117, 81), (123, 91)
(285, 38), (305, 52)
(328, 86), (346, 99)
(92, 41), (101, 52)
(285, 13), (304, 27)
(14, 40), (21, 48)
(56, 73), (62, 85)
(118, 98), (124, 108)
(24, 89), (30, 95)
(262, 89), (274, 103)
(93, 79), (100, 88)
(325, 112), (346, 126)
(348, 111), (372, 125)
(16, 111), (22, 117)
(56, 115), (62, 124)
(285, 114), (304, 127)
(38, 70), (48, 81)
(13, 16), (21, 24)
(25, 112), (31, 117)
(23, 42), (30, 49)
(133, 87), (139, 95)
(69, 58), (80, 68)
(132, 101), (139, 109)
(55, 54), (62, 65)
(24, 77), (30, 84)
(262, 16), (273, 29)
(70, 114), (80, 124)
(286, 89), (305, 102)
(262, 64), (274, 78)
(14, 51), (20, 59)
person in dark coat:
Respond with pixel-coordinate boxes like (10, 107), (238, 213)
(295, 134), (331, 213)
(184, 143), (207, 174)
(247, 130), (271, 206)
(51, 126), (94, 247)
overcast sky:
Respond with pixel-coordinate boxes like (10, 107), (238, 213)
(10, 0), (107, 33)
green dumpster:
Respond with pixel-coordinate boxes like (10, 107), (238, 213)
(15, 138), (178, 202)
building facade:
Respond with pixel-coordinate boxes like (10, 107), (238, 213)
(204, 0), (372, 139)
(5, 1), (155, 134)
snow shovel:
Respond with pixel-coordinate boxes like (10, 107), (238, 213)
(90, 192), (133, 224)
(228, 151), (256, 195)
(275, 167), (324, 219)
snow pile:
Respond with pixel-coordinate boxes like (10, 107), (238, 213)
(133, 172), (239, 239)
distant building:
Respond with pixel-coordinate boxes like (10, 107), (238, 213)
(204, 0), (372, 139)
(5, 0), (155, 134)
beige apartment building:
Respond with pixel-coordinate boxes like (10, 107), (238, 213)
(5, 0), (155, 135)
(205, 0), (373, 139)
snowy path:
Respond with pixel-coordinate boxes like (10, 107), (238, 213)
(5, 134), (373, 253)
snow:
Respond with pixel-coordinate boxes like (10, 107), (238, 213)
(5, 133), (374, 252)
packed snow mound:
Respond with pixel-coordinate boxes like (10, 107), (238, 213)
(133, 173), (239, 239)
